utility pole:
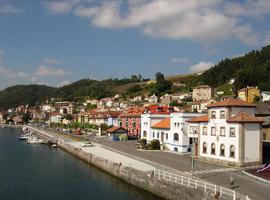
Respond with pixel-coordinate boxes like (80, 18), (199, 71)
(191, 130), (196, 177)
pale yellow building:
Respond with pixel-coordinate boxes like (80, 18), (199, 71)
(238, 86), (260, 103)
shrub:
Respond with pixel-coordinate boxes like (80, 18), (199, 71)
(150, 139), (160, 150)
(139, 138), (147, 149)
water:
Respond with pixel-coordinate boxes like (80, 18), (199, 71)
(0, 128), (162, 200)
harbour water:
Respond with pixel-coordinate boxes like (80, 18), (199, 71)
(0, 128), (162, 200)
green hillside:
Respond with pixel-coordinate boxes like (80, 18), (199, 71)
(201, 45), (270, 91)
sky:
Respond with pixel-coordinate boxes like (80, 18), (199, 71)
(0, 0), (270, 89)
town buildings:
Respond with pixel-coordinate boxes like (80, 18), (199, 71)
(261, 91), (270, 102)
(187, 99), (264, 167)
(237, 86), (260, 103)
(192, 85), (213, 102)
(141, 108), (203, 153)
(119, 107), (145, 138)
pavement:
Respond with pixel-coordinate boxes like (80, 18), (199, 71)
(68, 141), (155, 172)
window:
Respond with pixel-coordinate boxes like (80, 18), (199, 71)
(220, 110), (225, 119)
(173, 133), (179, 141)
(157, 132), (160, 138)
(220, 144), (225, 156)
(143, 131), (147, 138)
(220, 127), (225, 136)
(230, 128), (235, 137)
(211, 143), (216, 155)
(166, 133), (168, 140)
(211, 111), (216, 119)
(211, 127), (216, 136)
(152, 132), (155, 138)
(174, 123), (177, 127)
(203, 127), (207, 135)
(230, 145), (235, 158)
(203, 142), (207, 153)
(174, 147), (178, 152)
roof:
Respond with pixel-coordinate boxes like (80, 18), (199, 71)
(207, 99), (256, 108)
(106, 126), (127, 133)
(145, 105), (173, 114)
(227, 112), (265, 123)
(151, 117), (170, 129)
(195, 85), (211, 89)
(262, 91), (270, 95)
(186, 115), (209, 123)
(119, 107), (145, 117)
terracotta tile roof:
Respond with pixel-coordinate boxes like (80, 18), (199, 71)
(227, 112), (265, 123)
(145, 105), (173, 114)
(119, 107), (145, 117)
(186, 115), (209, 123)
(207, 99), (256, 108)
(151, 117), (170, 129)
(107, 126), (127, 133)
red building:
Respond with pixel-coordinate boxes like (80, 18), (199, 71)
(119, 107), (145, 138)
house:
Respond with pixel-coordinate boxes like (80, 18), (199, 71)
(77, 109), (120, 127)
(261, 91), (270, 102)
(160, 94), (183, 106)
(107, 126), (128, 141)
(237, 86), (260, 103)
(49, 112), (63, 124)
(145, 93), (158, 104)
(142, 112), (203, 153)
(191, 99), (216, 113)
(55, 101), (74, 114)
(262, 117), (270, 143)
(187, 99), (264, 167)
(119, 107), (145, 138)
(192, 85), (214, 102)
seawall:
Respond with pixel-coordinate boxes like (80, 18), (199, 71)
(29, 126), (215, 200)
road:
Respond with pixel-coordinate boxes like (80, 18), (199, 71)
(84, 136), (270, 200)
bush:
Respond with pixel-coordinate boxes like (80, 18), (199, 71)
(139, 138), (147, 149)
(150, 139), (160, 150)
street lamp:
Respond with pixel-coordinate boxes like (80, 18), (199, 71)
(191, 129), (196, 177)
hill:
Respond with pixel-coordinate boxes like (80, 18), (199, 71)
(0, 85), (57, 110)
(201, 45), (270, 91)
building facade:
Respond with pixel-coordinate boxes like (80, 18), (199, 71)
(187, 99), (264, 167)
(238, 86), (260, 103)
(192, 85), (213, 102)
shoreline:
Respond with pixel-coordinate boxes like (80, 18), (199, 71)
(25, 126), (245, 200)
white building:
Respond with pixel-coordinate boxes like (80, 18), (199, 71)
(187, 99), (264, 167)
(261, 91), (270, 102)
(141, 111), (203, 153)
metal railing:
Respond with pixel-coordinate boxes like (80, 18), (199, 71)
(154, 169), (249, 200)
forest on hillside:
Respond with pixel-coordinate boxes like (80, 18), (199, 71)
(201, 45), (270, 91)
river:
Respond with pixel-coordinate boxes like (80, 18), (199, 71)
(0, 128), (162, 200)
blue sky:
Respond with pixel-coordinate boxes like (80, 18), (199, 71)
(0, 0), (270, 89)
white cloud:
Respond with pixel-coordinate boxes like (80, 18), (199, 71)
(71, 0), (261, 45)
(36, 65), (70, 76)
(0, 66), (29, 78)
(189, 62), (214, 73)
(170, 58), (190, 64)
(224, 0), (270, 18)
(43, 57), (60, 65)
(0, 4), (22, 14)
(58, 80), (71, 87)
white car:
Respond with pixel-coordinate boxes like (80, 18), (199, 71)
(82, 141), (93, 147)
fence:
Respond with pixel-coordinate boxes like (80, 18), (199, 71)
(154, 169), (250, 200)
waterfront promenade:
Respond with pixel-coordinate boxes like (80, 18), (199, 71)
(28, 126), (270, 200)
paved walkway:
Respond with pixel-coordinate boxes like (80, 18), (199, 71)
(68, 141), (155, 172)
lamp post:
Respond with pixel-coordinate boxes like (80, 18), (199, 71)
(191, 130), (196, 177)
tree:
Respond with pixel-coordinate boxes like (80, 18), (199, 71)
(155, 72), (165, 83)
(22, 112), (31, 124)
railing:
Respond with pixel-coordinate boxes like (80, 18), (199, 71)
(154, 169), (249, 200)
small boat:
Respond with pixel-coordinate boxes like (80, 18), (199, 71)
(18, 133), (32, 141)
(51, 144), (58, 148)
(27, 136), (44, 144)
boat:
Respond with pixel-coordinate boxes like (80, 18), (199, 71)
(27, 136), (44, 144)
(51, 144), (58, 148)
(18, 133), (32, 141)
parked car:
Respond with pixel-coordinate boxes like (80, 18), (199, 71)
(82, 141), (93, 147)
